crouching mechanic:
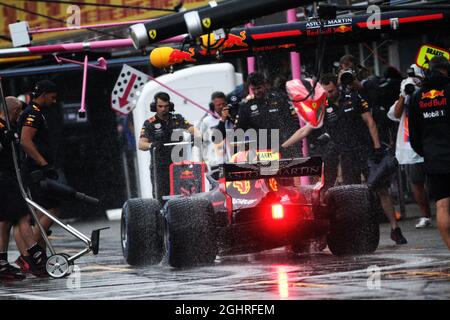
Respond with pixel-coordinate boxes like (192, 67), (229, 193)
(16, 80), (61, 272)
(0, 97), (46, 280)
(409, 56), (450, 250)
(138, 92), (199, 202)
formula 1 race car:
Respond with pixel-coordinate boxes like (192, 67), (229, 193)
(120, 150), (382, 268)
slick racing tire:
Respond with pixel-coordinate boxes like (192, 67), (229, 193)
(165, 197), (217, 268)
(121, 198), (164, 266)
(326, 185), (380, 255)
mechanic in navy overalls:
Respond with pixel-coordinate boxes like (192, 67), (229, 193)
(217, 72), (302, 159)
(138, 92), (197, 202)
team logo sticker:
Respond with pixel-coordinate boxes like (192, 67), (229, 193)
(421, 89), (445, 100)
(149, 29), (157, 40)
(232, 181), (251, 194)
(202, 18), (211, 29)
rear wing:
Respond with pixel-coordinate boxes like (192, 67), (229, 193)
(223, 156), (322, 181)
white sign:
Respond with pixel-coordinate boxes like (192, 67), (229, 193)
(111, 65), (149, 114)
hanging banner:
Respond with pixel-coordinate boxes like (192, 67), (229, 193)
(111, 64), (149, 114)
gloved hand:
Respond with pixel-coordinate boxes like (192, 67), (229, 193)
(370, 146), (387, 164)
(40, 164), (59, 180)
(317, 132), (331, 146)
(150, 141), (163, 149)
(0, 129), (18, 148)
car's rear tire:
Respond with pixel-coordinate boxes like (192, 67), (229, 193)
(121, 198), (164, 266)
(165, 197), (217, 268)
(326, 185), (380, 255)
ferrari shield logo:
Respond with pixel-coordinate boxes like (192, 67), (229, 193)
(148, 29), (157, 40)
(202, 18), (211, 29)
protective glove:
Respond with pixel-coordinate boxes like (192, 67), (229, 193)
(317, 132), (331, 146)
(370, 146), (387, 164)
(40, 164), (59, 180)
(150, 141), (164, 149)
(0, 129), (18, 149)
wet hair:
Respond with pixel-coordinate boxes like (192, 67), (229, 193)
(211, 91), (226, 100)
(31, 80), (58, 98)
(273, 75), (288, 91)
(339, 54), (359, 67)
(247, 72), (266, 87)
(320, 73), (338, 86)
(383, 66), (403, 80)
(154, 91), (171, 102)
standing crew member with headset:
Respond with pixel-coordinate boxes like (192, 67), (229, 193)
(138, 92), (197, 202)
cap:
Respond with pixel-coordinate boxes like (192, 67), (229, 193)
(32, 80), (58, 98)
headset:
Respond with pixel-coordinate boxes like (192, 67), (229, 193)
(30, 80), (58, 100)
(150, 91), (174, 112)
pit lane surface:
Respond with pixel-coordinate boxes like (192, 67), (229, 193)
(1, 214), (449, 300)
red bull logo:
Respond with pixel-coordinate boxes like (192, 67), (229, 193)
(168, 48), (196, 65)
(221, 31), (248, 50)
(334, 25), (352, 33)
(180, 170), (195, 180)
(421, 89), (445, 100)
(419, 90), (447, 108)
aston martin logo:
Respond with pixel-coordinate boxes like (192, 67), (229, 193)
(202, 18), (211, 29)
(148, 29), (157, 40)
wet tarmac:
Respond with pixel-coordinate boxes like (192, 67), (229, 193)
(0, 214), (449, 300)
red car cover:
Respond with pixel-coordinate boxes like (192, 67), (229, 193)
(286, 78), (327, 128)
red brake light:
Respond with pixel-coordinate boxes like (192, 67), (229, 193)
(272, 204), (284, 220)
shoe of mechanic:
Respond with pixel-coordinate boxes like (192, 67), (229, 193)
(16, 245), (48, 278)
(0, 261), (26, 281)
(391, 227), (408, 245)
(415, 217), (432, 229)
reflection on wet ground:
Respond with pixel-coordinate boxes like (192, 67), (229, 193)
(0, 218), (449, 300)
